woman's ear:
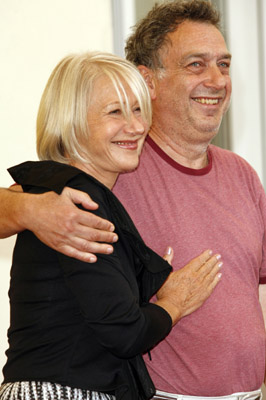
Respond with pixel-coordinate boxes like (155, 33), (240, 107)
(137, 65), (157, 100)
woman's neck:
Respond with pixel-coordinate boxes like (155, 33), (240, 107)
(70, 160), (118, 190)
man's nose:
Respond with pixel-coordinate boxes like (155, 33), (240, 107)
(204, 65), (227, 90)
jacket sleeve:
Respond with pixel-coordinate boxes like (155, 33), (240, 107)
(57, 243), (172, 359)
(54, 176), (171, 358)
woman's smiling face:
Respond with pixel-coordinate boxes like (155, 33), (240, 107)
(75, 75), (149, 188)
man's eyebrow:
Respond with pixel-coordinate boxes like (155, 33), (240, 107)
(181, 52), (232, 61)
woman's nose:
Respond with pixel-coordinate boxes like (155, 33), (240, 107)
(125, 113), (145, 135)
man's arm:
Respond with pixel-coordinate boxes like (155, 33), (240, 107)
(259, 284), (266, 384)
(0, 186), (118, 262)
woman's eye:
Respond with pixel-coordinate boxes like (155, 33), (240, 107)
(109, 108), (121, 115)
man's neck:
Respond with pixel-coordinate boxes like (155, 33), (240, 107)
(149, 128), (211, 170)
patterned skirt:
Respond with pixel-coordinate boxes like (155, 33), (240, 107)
(0, 382), (115, 400)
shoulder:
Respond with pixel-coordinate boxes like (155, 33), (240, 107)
(8, 160), (104, 195)
(210, 144), (259, 175)
(8, 160), (116, 221)
(210, 145), (264, 196)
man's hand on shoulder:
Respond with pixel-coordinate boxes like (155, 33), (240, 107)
(28, 187), (118, 262)
(1, 186), (118, 262)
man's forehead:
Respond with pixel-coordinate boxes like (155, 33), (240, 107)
(168, 20), (226, 45)
(164, 22), (229, 56)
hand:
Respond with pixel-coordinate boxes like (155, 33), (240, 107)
(21, 187), (118, 262)
(156, 249), (222, 326)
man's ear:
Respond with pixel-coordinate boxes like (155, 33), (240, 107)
(137, 65), (157, 100)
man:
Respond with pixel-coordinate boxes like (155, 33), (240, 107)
(1, 1), (266, 399)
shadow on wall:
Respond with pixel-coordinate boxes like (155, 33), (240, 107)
(0, 236), (16, 261)
(0, 236), (15, 381)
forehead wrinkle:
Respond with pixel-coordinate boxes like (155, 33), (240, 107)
(180, 51), (232, 62)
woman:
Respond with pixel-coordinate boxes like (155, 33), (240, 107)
(0, 52), (221, 400)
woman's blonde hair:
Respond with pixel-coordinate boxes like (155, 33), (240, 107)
(36, 51), (152, 163)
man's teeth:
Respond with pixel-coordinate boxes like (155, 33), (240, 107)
(194, 98), (218, 105)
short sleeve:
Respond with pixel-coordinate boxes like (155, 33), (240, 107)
(259, 188), (266, 283)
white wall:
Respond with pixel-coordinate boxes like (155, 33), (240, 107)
(224, 13), (266, 393)
(225, 0), (265, 183)
(112, 0), (135, 57)
(0, 0), (113, 381)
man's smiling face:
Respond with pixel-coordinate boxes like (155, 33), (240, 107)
(153, 20), (232, 143)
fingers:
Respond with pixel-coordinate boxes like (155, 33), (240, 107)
(64, 230), (117, 254)
(36, 232), (117, 263)
(57, 242), (116, 263)
(185, 254), (223, 312)
(63, 187), (98, 209)
(79, 210), (116, 234)
(163, 246), (174, 265)
(205, 268), (222, 293)
(65, 211), (118, 245)
(201, 256), (222, 291)
(156, 249), (223, 324)
(187, 249), (214, 271)
(52, 218), (119, 261)
(186, 251), (222, 294)
(62, 187), (115, 233)
(199, 253), (222, 278)
(57, 245), (99, 263)
(31, 188), (119, 262)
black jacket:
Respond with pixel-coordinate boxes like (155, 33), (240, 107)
(4, 161), (172, 400)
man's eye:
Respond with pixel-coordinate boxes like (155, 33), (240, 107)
(189, 62), (201, 67)
(219, 62), (230, 68)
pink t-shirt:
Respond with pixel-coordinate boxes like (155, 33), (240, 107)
(113, 137), (266, 396)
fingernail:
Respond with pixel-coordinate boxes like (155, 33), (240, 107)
(109, 224), (115, 232)
(166, 247), (172, 255)
(208, 250), (213, 255)
(218, 273), (222, 279)
(218, 262), (223, 268)
(112, 235), (118, 243)
(89, 256), (97, 263)
(106, 246), (113, 254)
(216, 254), (221, 260)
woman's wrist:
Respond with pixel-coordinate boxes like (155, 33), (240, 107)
(155, 298), (182, 327)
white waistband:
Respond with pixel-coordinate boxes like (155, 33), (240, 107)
(154, 389), (262, 400)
